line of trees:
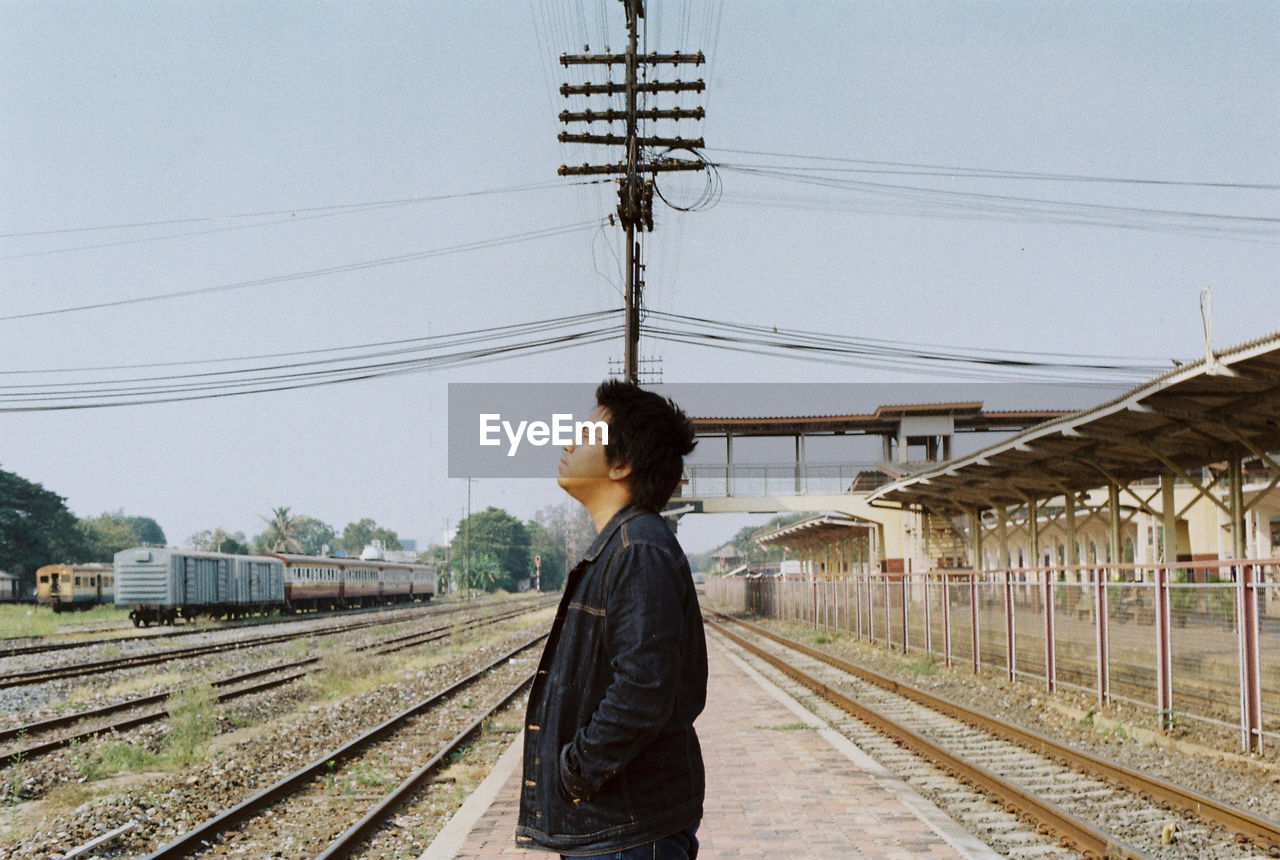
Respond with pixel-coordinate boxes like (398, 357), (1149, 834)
(0, 468), (167, 588)
(443, 502), (595, 595)
(189, 508), (404, 558)
(1, 464), (599, 598)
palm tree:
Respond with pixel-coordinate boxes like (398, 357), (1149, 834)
(260, 506), (303, 553)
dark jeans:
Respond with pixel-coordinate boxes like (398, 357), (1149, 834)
(561, 825), (699, 860)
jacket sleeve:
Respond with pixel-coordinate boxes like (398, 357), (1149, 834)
(559, 541), (686, 799)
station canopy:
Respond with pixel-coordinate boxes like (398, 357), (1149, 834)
(755, 514), (873, 550)
(868, 332), (1280, 514)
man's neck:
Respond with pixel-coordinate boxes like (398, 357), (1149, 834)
(584, 489), (632, 533)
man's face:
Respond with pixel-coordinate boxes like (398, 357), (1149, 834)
(557, 405), (615, 499)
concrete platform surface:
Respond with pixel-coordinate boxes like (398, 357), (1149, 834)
(424, 634), (999, 859)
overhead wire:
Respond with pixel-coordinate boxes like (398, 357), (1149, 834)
(712, 166), (1278, 242)
(0, 180), (598, 261)
(1, 309), (622, 377)
(0, 311), (624, 410)
(706, 147), (1280, 191)
(1, 219), (606, 323)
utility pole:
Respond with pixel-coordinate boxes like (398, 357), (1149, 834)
(558, 0), (706, 383)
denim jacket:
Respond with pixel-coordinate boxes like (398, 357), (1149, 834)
(516, 504), (707, 855)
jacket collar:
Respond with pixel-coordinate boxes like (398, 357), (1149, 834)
(581, 503), (647, 563)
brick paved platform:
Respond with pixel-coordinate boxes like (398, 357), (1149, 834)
(424, 635), (998, 859)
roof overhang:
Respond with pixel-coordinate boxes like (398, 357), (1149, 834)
(755, 513), (874, 549)
(868, 333), (1280, 514)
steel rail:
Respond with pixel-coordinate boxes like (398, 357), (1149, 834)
(142, 633), (547, 859)
(0, 599), (507, 689)
(705, 617), (1150, 860)
(316, 672), (533, 859)
(0, 600), (553, 768)
(709, 610), (1280, 857)
(0, 600), (447, 658)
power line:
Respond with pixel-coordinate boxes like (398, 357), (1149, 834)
(707, 147), (1280, 191)
(0, 316), (622, 410)
(716, 166), (1279, 233)
(1, 309), (621, 376)
(0, 180), (593, 241)
(0, 219), (606, 323)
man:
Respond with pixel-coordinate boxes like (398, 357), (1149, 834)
(516, 380), (706, 859)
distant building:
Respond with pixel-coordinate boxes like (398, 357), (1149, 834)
(711, 544), (741, 575)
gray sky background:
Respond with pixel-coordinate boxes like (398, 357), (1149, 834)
(2, 2), (1277, 558)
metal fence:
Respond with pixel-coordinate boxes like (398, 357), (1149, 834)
(704, 558), (1280, 752)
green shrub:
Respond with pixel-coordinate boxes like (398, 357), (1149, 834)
(165, 684), (216, 765)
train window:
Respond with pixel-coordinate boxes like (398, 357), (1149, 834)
(39, 575), (48, 584)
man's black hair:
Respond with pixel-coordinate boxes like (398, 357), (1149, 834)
(596, 380), (696, 513)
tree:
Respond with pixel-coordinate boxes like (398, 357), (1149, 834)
(450, 507), (531, 593)
(525, 519), (566, 592)
(0, 468), (85, 588)
(124, 515), (166, 546)
(188, 529), (251, 554)
(254, 515), (335, 556)
(336, 518), (401, 555)
(259, 506), (303, 553)
(79, 513), (143, 562)
(293, 517), (336, 555)
(729, 513), (810, 567)
(531, 501), (596, 590)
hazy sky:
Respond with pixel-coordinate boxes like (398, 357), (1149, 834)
(2, 1), (1277, 557)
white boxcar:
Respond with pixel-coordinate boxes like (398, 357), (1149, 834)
(114, 548), (283, 626)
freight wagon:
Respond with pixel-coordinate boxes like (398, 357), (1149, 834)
(114, 548), (284, 626)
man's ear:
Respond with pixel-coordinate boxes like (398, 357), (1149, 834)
(608, 460), (633, 482)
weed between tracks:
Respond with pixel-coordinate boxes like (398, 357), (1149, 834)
(166, 683), (217, 765)
(311, 646), (397, 700)
(67, 670), (186, 705)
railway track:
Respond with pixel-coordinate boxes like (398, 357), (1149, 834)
(0, 598), (555, 770)
(0, 597), (546, 690)
(141, 634), (542, 858)
(0, 601), (452, 658)
(707, 611), (1280, 859)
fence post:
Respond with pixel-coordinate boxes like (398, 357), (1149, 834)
(1095, 566), (1110, 705)
(901, 574), (910, 653)
(1154, 563), (1173, 729)
(1238, 563), (1262, 752)
(942, 573), (952, 668)
(883, 574), (891, 649)
(1044, 567), (1056, 692)
(1004, 569), (1015, 682)
(924, 574), (933, 656)
(855, 573), (863, 640)
(970, 571), (979, 673)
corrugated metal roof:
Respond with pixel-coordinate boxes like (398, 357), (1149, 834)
(869, 331), (1280, 513)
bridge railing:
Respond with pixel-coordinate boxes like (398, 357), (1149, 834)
(703, 557), (1280, 753)
(683, 461), (889, 497)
